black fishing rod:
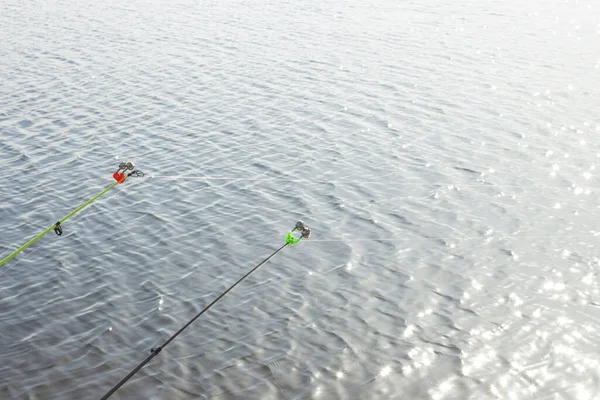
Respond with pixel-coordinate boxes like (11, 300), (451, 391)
(100, 221), (312, 400)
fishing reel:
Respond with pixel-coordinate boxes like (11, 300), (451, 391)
(113, 161), (144, 183)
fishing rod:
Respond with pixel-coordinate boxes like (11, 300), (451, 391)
(99, 220), (312, 400)
(0, 162), (144, 269)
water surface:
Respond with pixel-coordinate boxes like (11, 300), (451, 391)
(1, 0), (600, 399)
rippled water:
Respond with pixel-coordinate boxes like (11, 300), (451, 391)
(1, 0), (600, 399)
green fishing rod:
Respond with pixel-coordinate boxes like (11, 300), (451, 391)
(0, 162), (144, 269)
(99, 221), (311, 400)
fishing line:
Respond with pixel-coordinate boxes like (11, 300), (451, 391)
(147, 175), (598, 191)
(99, 221), (312, 400)
(172, 233), (600, 247)
(308, 234), (600, 242)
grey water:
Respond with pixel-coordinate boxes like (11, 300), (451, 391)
(1, 0), (600, 398)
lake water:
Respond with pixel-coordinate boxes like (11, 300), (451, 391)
(1, 0), (600, 399)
